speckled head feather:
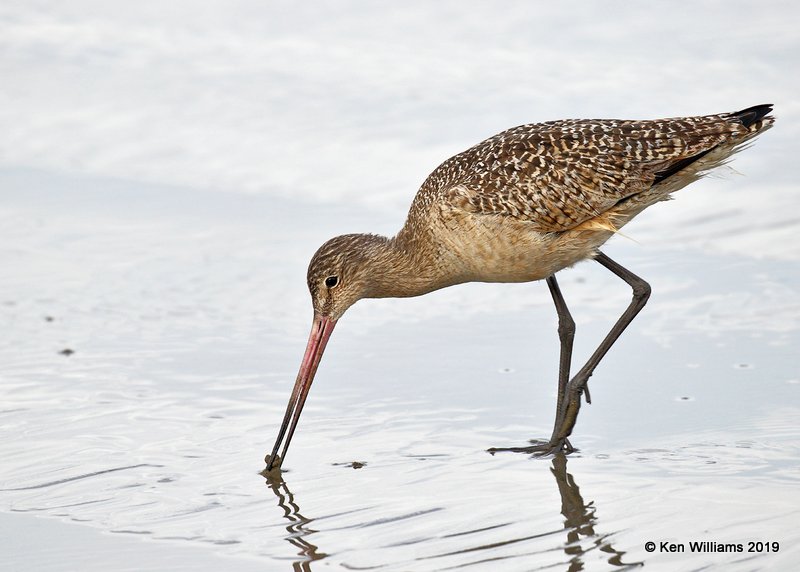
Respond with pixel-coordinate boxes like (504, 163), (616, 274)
(307, 233), (412, 320)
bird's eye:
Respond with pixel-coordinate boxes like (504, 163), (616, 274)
(325, 276), (339, 288)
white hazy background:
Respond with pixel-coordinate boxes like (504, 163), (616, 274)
(1, 1), (796, 208)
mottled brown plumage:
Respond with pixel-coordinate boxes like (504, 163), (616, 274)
(418, 114), (755, 230)
(266, 105), (774, 471)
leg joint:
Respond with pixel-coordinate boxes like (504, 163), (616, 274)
(557, 314), (576, 338)
(632, 278), (652, 302)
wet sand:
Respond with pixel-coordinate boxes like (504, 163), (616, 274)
(2, 2), (800, 570)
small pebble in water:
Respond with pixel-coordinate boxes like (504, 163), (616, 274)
(332, 461), (367, 469)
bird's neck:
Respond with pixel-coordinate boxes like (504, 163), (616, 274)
(359, 231), (451, 299)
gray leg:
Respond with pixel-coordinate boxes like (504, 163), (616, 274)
(545, 276), (577, 451)
(547, 252), (651, 451)
(488, 274), (577, 454)
(547, 275), (576, 401)
(488, 251), (650, 456)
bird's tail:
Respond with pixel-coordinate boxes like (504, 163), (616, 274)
(661, 103), (775, 188)
(605, 104), (775, 227)
(730, 103), (774, 131)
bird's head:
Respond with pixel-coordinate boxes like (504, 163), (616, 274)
(264, 233), (394, 472)
(306, 233), (389, 321)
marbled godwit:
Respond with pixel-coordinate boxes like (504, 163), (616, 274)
(265, 104), (774, 471)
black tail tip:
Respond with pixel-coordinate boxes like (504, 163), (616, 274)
(733, 104), (773, 128)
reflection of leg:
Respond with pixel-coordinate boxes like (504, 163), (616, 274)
(550, 454), (595, 536)
(550, 455), (643, 568)
(548, 252), (651, 450)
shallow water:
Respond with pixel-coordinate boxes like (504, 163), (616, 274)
(2, 2), (800, 570)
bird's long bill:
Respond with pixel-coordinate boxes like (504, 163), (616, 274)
(265, 313), (336, 471)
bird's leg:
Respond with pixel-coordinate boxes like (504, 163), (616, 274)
(488, 253), (650, 457)
(546, 275), (577, 445)
(546, 252), (651, 451)
(488, 275), (577, 455)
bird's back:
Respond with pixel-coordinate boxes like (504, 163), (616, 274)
(412, 106), (774, 234)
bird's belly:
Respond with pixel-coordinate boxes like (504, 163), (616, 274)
(439, 216), (615, 284)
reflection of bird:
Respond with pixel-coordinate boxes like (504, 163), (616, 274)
(264, 472), (328, 570)
(266, 105), (774, 470)
(549, 455), (642, 570)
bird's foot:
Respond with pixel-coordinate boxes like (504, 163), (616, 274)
(487, 437), (575, 457)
